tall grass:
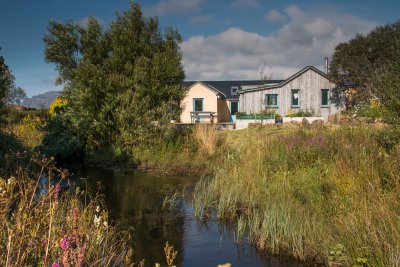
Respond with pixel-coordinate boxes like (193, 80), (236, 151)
(192, 124), (220, 156)
(193, 126), (400, 266)
(0, 155), (134, 266)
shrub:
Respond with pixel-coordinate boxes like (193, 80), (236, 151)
(286, 109), (314, 117)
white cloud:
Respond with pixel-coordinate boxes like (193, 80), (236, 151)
(265, 10), (287, 23)
(231, 0), (260, 8)
(144, 0), (203, 16)
(181, 5), (377, 80)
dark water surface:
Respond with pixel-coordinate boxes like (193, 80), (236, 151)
(77, 166), (308, 267)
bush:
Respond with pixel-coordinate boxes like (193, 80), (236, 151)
(286, 109), (314, 117)
(352, 101), (385, 119)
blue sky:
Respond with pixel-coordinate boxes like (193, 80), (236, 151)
(0, 0), (399, 97)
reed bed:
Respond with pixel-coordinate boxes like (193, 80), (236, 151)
(193, 126), (400, 266)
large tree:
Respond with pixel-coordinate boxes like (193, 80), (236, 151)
(0, 48), (14, 115)
(43, 2), (185, 151)
(329, 21), (400, 109)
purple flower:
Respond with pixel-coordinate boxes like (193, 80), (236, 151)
(52, 262), (61, 267)
(60, 236), (71, 251)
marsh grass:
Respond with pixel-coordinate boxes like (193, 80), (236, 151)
(0, 155), (134, 266)
(193, 126), (400, 266)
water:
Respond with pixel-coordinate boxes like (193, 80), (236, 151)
(77, 166), (308, 267)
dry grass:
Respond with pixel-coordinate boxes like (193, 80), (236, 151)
(193, 126), (400, 266)
(0, 155), (134, 266)
(192, 124), (220, 156)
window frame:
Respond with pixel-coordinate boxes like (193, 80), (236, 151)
(230, 100), (239, 115)
(193, 98), (204, 112)
(231, 86), (238, 96)
(291, 89), (300, 108)
(265, 94), (278, 108)
(321, 89), (330, 107)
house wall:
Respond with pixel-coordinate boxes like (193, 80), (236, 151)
(180, 83), (218, 123)
(239, 69), (341, 119)
(217, 100), (231, 122)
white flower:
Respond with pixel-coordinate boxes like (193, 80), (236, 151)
(94, 215), (101, 227)
(96, 206), (100, 213)
(103, 221), (108, 228)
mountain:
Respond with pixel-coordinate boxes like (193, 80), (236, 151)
(22, 91), (61, 109)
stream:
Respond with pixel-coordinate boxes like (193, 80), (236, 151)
(76, 166), (309, 267)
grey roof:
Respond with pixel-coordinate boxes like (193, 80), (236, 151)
(183, 80), (284, 99)
(238, 66), (329, 93)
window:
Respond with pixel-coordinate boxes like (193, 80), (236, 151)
(231, 86), (238, 95)
(193, 98), (203, 112)
(265, 94), (278, 108)
(321, 89), (329, 107)
(291, 89), (300, 107)
(230, 101), (239, 115)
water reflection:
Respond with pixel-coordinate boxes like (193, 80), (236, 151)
(77, 166), (308, 267)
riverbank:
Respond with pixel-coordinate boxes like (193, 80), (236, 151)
(0, 156), (134, 266)
(192, 125), (400, 266)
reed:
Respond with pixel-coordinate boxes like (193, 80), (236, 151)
(193, 126), (400, 266)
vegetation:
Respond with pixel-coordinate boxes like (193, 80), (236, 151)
(0, 48), (26, 122)
(0, 156), (134, 266)
(329, 21), (400, 113)
(42, 2), (185, 161)
(193, 126), (400, 266)
(286, 109), (314, 118)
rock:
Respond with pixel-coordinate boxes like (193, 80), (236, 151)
(301, 118), (311, 128)
(311, 119), (325, 128)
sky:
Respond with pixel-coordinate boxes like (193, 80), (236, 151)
(0, 0), (399, 97)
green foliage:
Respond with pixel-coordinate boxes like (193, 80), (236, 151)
(0, 48), (14, 121)
(286, 109), (314, 117)
(329, 21), (400, 108)
(43, 3), (185, 156)
(0, 131), (25, 165)
(375, 127), (400, 150)
(352, 101), (385, 119)
(39, 113), (85, 161)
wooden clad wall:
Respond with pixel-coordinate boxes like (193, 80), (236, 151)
(239, 69), (341, 118)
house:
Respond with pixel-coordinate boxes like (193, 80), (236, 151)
(180, 80), (282, 123)
(239, 66), (342, 119)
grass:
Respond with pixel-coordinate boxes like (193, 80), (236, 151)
(0, 155), (134, 266)
(193, 125), (400, 266)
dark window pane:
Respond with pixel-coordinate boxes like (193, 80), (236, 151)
(194, 99), (203, 111)
(230, 101), (238, 115)
(292, 89), (299, 106)
(321, 89), (329, 106)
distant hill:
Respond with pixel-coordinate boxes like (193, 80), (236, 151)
(22, 91), (61, 109)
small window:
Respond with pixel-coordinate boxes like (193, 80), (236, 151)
(231, 86), (238, 95)
(321, 89), (329, 107)
(291, 89), (300, 107)
(230, 101), (239, 115)
(193, 98), (203, 112)
(265, 94), (278, 108)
